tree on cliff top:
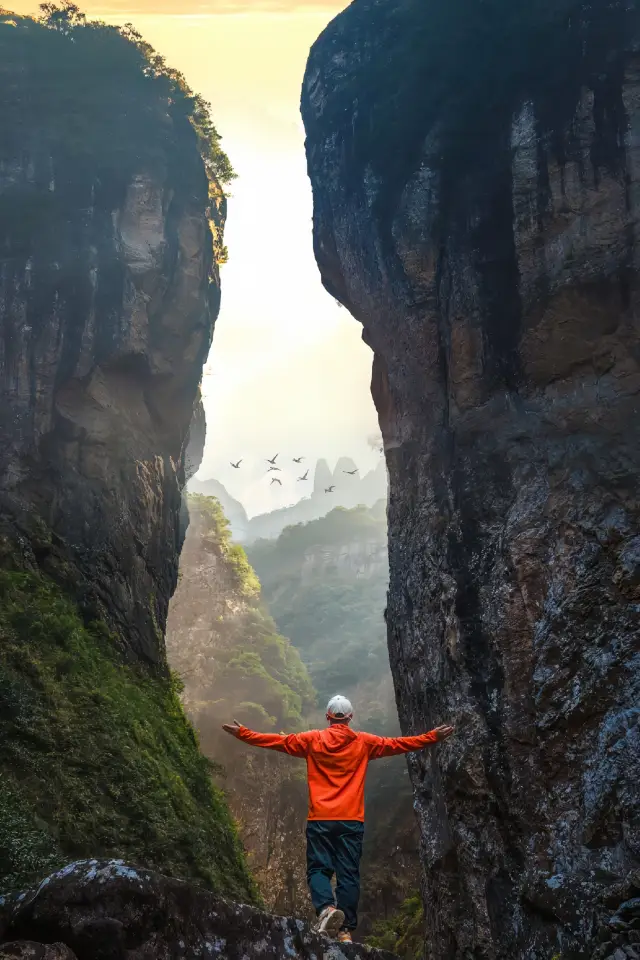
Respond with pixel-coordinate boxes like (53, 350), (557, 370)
(1, 3), (235, 188)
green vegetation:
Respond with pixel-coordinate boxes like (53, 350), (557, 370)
(0, 3), (233, 259)
(172, 495), (316, 731)
(366, 892), (424, 959)
(0, 569), (256, 899)
(247, 506), (388, 700)
(166, 496), (316, 914)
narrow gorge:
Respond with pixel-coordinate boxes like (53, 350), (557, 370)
(302, 1), (640, 959)
(0, 9), (391, 958)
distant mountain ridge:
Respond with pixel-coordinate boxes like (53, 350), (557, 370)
(189, 458), (387, 543)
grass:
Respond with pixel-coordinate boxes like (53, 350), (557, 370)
(0, 569), (257, 900)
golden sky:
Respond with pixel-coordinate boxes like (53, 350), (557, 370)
(11, 0), (344, 12)
(9, 0), (380, 517)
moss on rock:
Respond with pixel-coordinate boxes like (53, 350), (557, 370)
(0, 569), (257, 900)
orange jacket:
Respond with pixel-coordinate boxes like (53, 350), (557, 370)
(235, 722), (439, 822)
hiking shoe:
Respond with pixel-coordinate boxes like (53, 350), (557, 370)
(337, 930), (353, 943)
(316, 905), (345, 937)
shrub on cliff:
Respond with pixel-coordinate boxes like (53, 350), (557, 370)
(2, 2), (234, 185)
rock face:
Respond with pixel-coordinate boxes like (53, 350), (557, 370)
(0, 945), (77, 960)
(302, 1), (640, 958)
(0, 13), (223, 664)
(0, 860), (396, 960)
(0, 12), (254, 900)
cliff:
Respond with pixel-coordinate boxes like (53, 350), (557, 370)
(0, 10), (252, 899)
(302, 1), (640, 959)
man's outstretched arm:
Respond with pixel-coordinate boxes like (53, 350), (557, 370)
(222, 719), (312, 757)
(364, 724), (454, 760)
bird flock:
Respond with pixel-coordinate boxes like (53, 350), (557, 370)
(229, 454), (359, 493)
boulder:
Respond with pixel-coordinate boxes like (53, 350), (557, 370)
(0, 860), (396, 960)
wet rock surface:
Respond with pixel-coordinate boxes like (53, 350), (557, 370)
(302, 0), (640, 957)
(0, 861), (396, 960)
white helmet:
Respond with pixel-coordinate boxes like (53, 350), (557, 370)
(326, 695), (353, 720)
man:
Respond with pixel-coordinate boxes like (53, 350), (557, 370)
(222, 694), (454, 943)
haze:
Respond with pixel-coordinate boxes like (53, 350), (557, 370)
(10, 0), (380, 517)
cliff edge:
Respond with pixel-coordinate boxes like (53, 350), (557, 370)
(302, 1), (640, 958)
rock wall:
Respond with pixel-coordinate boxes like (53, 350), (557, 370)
(302, 1), (640, 958)
(0, 860), (397, 960)
(0, 12), (224, 665)
(0, 12), (253, 899)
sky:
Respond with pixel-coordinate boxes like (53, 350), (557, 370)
(11, 0), (381, 516)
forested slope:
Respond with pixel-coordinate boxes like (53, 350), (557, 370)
(166, 494), (316, 917)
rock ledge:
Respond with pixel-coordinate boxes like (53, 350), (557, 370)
(0, 860), (396, 960)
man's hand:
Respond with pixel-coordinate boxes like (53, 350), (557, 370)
(222, 719), (243, 737)
(434, 724), (454, 742)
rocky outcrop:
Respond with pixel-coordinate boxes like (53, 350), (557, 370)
(0, 861), (396, 960)
(187, 476), (250, 540)
(0, 12), (222, 665)
(302, 1), (640, 958)
(299, 537), (386, 582)
(0, 945), (77, 960)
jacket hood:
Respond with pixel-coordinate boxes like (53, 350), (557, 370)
(318, 723), (359, 752)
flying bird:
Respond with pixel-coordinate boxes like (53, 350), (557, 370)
(293, 457), (305, 464)
(343, 468), (358, 475)
(268, 465), (281, 472)
(230, 460), (242, 469)
(266, 454), (279, 464)
(325, 485), (335, 493)
(298, 470), (309, 481)
(270, 477), (282, 485)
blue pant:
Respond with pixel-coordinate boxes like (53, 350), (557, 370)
(306, 820), (364, 931)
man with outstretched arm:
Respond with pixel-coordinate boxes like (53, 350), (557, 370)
(223, 694), (454, 943)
